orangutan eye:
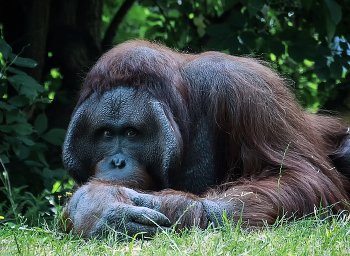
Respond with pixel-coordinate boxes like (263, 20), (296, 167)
(103, 129), (114, 138)
(125, 128), (138, 137)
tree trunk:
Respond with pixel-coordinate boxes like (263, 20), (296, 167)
(0, 0), (50, 82)
(46, 0), (103, 128)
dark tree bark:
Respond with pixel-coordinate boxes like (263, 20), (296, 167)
(46, 0), (104, 128)
(0, 0), (51, 82)
(0, 0), (141, 128)
(24, 1), (51, 82)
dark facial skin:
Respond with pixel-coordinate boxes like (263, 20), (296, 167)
(62, 87), (180, 191)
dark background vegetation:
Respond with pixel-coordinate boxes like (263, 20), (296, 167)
(0, 0), (349, 224)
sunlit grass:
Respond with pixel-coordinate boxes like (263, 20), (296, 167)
(1, 214), (350, 255)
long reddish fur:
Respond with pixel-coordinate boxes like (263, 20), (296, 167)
(65, 40), (350, 232)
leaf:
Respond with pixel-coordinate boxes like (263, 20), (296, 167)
(0, 83), (7, 97)
(17, 136), (35, 146)
(43, 168), (53, 178)
(10, 137), (21, 156)
(5, 109), (20, 124)
(34, 98), (51, 104)
(52, 168), (67, 180)
(7, 96), (30, 107)
(144, 25), (163, 38)
(323, 1), (337, 41)
(193, 14), (206, 37)
(0, 145), (7, 153)
(43, 169), (56, 190)
(0, 101), (17, 111)
(326, 14), (336, 42)
(9, 54), (38, 68)
(37, 151), (49, 167)
(11, 74), (44, 92)
(0, 110), (3, 123)
(11, 123), (33, 135)
(0, 125), (12, 133)
(9, 74), (44, 99)
(0, 154), (9, 164)
(325, 0), (342, 24)
(17, 144), (30, 160)
(6, 67), (27, 75)
(0, 39), (12, 60)
(34, 113), (48, 135)
(6, 76), (20, 91)
(4, 136), (20, 155)
(168, 10), (180, 18)
(42, 128), (66, 146)
(24, 160), (44, 168)
(247, 0), (264, 18)
(20, 86), (38, 99)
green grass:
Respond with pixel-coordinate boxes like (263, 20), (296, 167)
(1, 215), (350, 255)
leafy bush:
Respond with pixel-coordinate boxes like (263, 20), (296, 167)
(0, 39), (69, 224)
(107, 0), (349, 113)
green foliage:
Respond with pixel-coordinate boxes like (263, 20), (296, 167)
(106, 0), (350, 112)
(0, 38), (69, 223)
